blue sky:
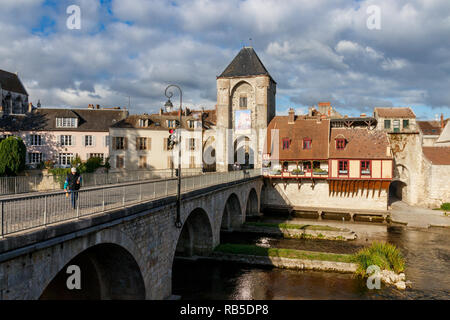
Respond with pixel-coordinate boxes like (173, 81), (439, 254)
(1, 0), (449, 120)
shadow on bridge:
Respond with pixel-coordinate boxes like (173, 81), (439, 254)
(39, 243), (145, 300)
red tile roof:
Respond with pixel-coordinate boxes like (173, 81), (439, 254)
(417, 121), (443, 135)
(423, 147), (450, 165)
(329, 128), (392, 159)
(374, 107), (416, 119)
(266, 116), (329, 160)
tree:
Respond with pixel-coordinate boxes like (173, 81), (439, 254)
(0, 136), (27, 176)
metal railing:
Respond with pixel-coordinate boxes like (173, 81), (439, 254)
(0, 168), (202, 196)
(0, 169), (261, 237)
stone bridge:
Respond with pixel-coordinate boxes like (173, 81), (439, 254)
(0, 173), (263, 300)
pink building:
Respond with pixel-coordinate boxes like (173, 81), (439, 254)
(0, 105), (128, 168)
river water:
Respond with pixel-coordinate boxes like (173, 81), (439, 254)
(172, 217), (450, 300)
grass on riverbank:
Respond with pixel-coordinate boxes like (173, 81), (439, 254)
(433, 203), (450, 212)
(244, 222), (342, 232)
(353, 242), (405, 277)
(215, 243), (354, 263)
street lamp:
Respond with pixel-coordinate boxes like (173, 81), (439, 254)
(165, 84), (183, 228)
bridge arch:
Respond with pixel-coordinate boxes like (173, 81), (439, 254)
(40, 243), (145, 300)
(221, 193), (243, 230)
(245, 188), (259, 218)
(175, 207), (214, 257)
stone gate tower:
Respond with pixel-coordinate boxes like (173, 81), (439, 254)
(216, 47), (276, 171)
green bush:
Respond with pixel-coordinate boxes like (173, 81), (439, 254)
(353, 242), (405, 277)
(0, 136), (27, 176)
(440, 203), (450, 211)
(84, 157), (103, 173)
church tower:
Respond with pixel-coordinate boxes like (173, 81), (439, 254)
(216, 47), (276, 171)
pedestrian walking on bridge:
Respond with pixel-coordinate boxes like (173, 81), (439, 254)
(64, 167), (82, 209)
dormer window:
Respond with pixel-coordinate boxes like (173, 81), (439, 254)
(188, 120), (196, 129)
(56, 117), (77, 128)
(302, 138), (311, 150)
(138, 119), (149, 127)
(167, 120), (176, 128)
(336, 138), (346, 150)
(282, 138), (290, 150)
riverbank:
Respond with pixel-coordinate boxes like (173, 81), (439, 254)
(239, 222), (357, 240)
(390, 200), (450, 228)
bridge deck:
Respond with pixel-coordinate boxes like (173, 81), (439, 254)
(0, 170), (261, 239)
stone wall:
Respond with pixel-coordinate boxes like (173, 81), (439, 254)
(263, 180), (388, 211)
(388, 133), (425, 206)
(421, 157), (450, 208)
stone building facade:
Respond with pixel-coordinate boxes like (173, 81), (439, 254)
(262, 109), (393, 211)
(108, 109), (216, 171)
(215, 47), (276, 172)
(0, 105), (128, 167)
(0, 69), (28, 116)
(374, 107), (450, 208)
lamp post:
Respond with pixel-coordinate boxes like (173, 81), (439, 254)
(165, 84), (183, 228)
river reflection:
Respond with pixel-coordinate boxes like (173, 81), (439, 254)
(172, 221), (450, 300)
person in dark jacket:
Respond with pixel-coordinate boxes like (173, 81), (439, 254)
(64, 167), (82, 209)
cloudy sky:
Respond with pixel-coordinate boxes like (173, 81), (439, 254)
(1, 0), (449, 119)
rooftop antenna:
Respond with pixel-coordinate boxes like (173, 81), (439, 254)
(249, 38), (253, 47)
(128, 96), (131, 111)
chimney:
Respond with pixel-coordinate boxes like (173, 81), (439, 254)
(288, 108), (295, 124)
(441, 113), (445, 129)
(28, 102), (33, 113)
(96, 104), (100, 109)
(159, 108), (163, 115)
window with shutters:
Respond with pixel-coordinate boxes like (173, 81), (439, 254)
(85, 135), (93, 147)
(188, 120), (195, 129)
(30, 135), (42, 146)
(384, 120), (391, 129)
(114, 137), (125, 150)
(403, 119), (409, 129)
(60, 135), (73, 146)
(136, 137), (147, 150)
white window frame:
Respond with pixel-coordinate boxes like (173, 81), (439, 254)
(60, 135), (73, 146)
(85, 135), (93, 147)
(30, 134), (42, 146)
(58, 153), (74, 167)
(56, 117), (78, 128)
(28, 152), (43, 164)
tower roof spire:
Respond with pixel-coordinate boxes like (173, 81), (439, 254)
(218, 47), (274, 82)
